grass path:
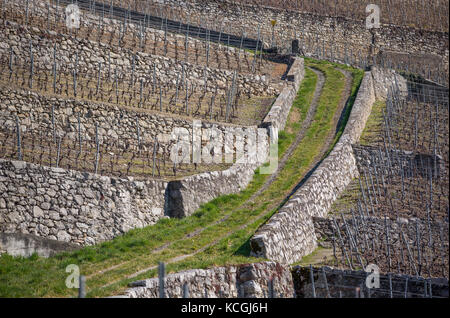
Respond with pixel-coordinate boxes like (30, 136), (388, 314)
(102, 62), (355, 297)
(249, 67), (325, 201)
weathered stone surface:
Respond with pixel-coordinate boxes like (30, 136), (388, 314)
(166, 58), (305, 218)
(0, 13), (278, 98)
(0, 232), (79, 258)
(0, 85), (271, 155)
(0, 159), (167, 245)
(292, 265), (449, 298)
(313, 215), (449, 246)
(121, 261), (294, 298)
(33, 206), (44, 218)
(0, 66), (307, 245)
(352, 144), (445, 179)
(157, 0), (448, 77)
(167, 162), (259, 218)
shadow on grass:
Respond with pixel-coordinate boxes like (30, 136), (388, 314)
(234, 238), (252, 257)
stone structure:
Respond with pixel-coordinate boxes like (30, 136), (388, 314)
(1, 11), (278, 97)
(352, 144), (445, 179)
(313, 216), (449, 247)
(0, 159), (167, 245)
(249, 67), (407, 265)
(167, 162), (259, 218)
(0, 85), (262, 151)
(121, 259), (449, 298)
(9, 0), (448, 83)
(122, 261), (294, 298)
(0, 85), (191, 146)
(168, 57), (305, 218)
(262, 57), (304, 131)
(0, 55), (304, 246)
(160, 0), (449, 77)
(292, 265), (449, 298)
(0, 152), (266, 246)
(0, 232), (79, 257)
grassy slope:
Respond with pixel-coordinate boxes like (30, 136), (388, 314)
(0, 60), (361, 297)
(307, 59), (365, 157)
(278, 67), (318, 154)
(359, 100), (386, 145)
(291, 59), (365, 263)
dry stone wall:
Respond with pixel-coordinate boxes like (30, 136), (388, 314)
(0, 85), (190, 146)
(0, 85), (263, 150)
(250, 66), (408, 265)
(10, 0), (447, 83)
(0, 159), (167, 245)
(0, 155), (270, 245)
(168, 162), (259, 218)
(122, 260), (449, 298)
(352, 144), (445, 179)
(121, 261), (294, 298)
(262, 57), (304, 131)
(313, 215), (449, 247)
(0, 232), (79, 257)
(12, 0), (266, 76)
(292, 265), (449, 298)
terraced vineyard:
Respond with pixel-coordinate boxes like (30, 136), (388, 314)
(0, 57), (365, 297)
(0, 0), (447, 300)
(0, 0), (285, 179)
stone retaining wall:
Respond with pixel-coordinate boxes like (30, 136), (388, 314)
(0, 157), (261, 245)
(0, 159), (167, 245)
(167, 162), (259, 218)
(1, 7), (278, 97)
(0, 85), (261, 149)
(121, 260), (449, 298)
(0, 156), (272, 245)
(292, 265), (449, 298)
(160, 0), (449, 75)
(313, 216), (449, 247)
(0, 232), (79, 257)
(352, 144), (445, 179)
(249, 67), (407, 265)
(262, 57), (304, 131)
(0, 85), (189, 146)
(169, 57), (305, 217)
(121, 261), (294, 298)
